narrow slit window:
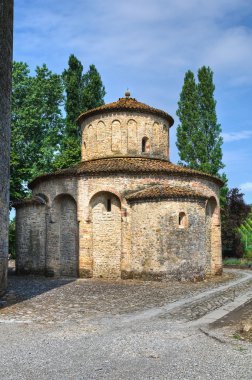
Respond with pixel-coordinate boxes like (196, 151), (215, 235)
(107, 198), (111, 212)
(142, 137), (150, 153)
(142, 138), (146, 152)
(179, 212), (186, 228)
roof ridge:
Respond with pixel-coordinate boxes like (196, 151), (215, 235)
(77, 97), (174, 127)
(28, 157), (223, 189)
(125, 184), (209, 202)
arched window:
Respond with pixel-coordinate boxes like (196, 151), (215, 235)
(178, 212), (187, 228)
(142, 137), (150, 153)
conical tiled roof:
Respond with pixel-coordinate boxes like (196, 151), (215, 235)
(77, 96), (174, 126)
(29, 157), (223, 188)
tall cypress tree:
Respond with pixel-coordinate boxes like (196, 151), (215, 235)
(54, 55), (84, 169)
(55, 56), (106, 169)
(176, 66), (224, 177)
(176, 70), (201, 169)
(197, 66), (224, 175)
(63, 54), (84, 136)
(82, 64), (105, 111)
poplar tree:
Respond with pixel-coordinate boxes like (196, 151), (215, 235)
(55, 56), (106, 169)
(54, 55), (84, 169)
(63, 54), (84, 135)
(176, 66), (224, 177)
(82, 64), (105, 111)
(176, 70), (201, 169)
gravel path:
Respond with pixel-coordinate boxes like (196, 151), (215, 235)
(0, 270), (251, 380)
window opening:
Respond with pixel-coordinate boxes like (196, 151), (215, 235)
(107, 198), (111, 212)
(142, 138), (146, 152)
(142, 137), (150, 153)
(179, 212), (186, 228)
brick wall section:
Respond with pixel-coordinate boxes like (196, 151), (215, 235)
(0, 0), (13, 294)
(81, 112), (169, 161)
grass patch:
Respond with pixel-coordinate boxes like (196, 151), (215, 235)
(223, 258), (252, 268)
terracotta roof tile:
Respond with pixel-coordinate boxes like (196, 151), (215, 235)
(77, 97), (174, 126)
(13, 196), (46, 208)
(125, 185), (208, 202)
(29, 157), (223, 189)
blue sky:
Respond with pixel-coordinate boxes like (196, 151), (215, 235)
(14, 0), (252, 204)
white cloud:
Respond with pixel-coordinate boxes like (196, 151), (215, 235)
(14, 0), (252, 81)
(223, 130), (252, 142)
(203, 27), (252, 86)
(240, 182), (252, 192)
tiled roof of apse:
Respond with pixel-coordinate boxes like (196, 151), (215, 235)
(125, 185), (208, 202)
(29, 157), (223, 188)
(77, 95), (174, 126)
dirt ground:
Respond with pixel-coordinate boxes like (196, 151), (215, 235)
(210, 299), (252, 342)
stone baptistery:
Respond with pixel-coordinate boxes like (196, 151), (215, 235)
(14, 92), (223, 281)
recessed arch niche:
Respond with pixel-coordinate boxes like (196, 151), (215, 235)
(90, 191), (122, 279)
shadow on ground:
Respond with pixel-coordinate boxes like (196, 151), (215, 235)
(0, 262), (74, 309)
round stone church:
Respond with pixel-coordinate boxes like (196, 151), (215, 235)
(14, 93), (223, 281)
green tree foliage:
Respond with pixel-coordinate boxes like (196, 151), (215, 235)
(11, 57), (106, 199)
(219, 173), (229, 210)
(222, 189), (250, 258)
(11, 62), (64, 201)
(53, 55), (84, 169)
(55, 55), (106, 169)
(176, 70), (201, 169)
(63, 54), (84, 133)
(82, 64), (106, 111)
(176, 66), (224, 176)
(238, 207), (252, 258)
(9, 218), (16, 258)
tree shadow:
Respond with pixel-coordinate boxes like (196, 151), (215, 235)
(0, 263), (75, 309)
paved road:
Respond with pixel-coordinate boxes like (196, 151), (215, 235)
(0, 270), (251, 380)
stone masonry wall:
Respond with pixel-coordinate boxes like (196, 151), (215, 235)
(16, 204), (47, 275)
(81, 112), (170, 161)
(77, 172), (221, 279)
(46, 194), (78, 277)
(16, 178), (78, 276)
(129, 199), (207, 281)
(0, 0), (13, 294)
(21, 169), (221, 280)
(91, 192), (121, 279)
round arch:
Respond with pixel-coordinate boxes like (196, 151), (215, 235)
(89, 190), (122, 279)
(46, 193), (78, 277)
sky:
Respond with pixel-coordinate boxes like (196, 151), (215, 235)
(14, 0), (252, 204)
